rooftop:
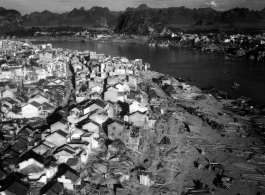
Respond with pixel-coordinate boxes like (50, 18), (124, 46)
(5, 181), (29, 195)
(56, 130), (68, 138)
(30, 101), (42, 108)
(64, 170), (80, 183)
(66, 158), (79, 166)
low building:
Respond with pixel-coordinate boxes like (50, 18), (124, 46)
(22, 101), (43, 118)
(107, 119), (125, 140)
(104, 87), (119, 102)
(45, 130), (68, 147)
(50, 118), (68, 133)
(128, 111), (147, 128)
(2, 89), (15, 99)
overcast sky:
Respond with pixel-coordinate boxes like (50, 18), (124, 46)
(1, 0), (264, 14)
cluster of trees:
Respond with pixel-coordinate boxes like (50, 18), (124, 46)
(6, 26), (86, 37)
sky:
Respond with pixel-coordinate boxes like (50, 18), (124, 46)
(1, 0), (264, 14)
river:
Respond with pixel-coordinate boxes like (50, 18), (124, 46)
(33, 41), (265, 106)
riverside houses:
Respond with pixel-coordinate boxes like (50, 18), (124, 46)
(0, 39), (152, 194)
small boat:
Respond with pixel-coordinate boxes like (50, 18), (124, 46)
(231, 85), (238, 89)
(231, 82), (240, 89)
(234, 82), (240, 87)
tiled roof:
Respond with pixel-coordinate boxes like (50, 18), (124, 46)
(41, 181), (63, 195)
(129, 111), (145, 116)
(116, 119), (125, 126)
(6, 181), (29, 195)
(66, 158), (79, 166)
(5, 98), (17, 104)
(5, 156), (20, 165)
(91, 120), (101, 127)
(7, 83), (17, 89)
(4, 147), (20, 157)
(82, 100), (96, 109)
(16, 94), (29, 102)
(76, 117), (90, 128)
(15, 136), (29, 144)
(50, 162), (58, 168)
(82, 132), (93, 137)
(11, 107), (21, 114)
(2, 104), (10, 109)
(42, 102), (53, 110)
(105, 100), (115, 105)
(64, 170), (80, 183)
(95, 99), (106, 108)
(90, 91), (101, 96)
(59, 118), (68, 124)
(44, 91), (53, 96)
(54, 148), (75, 155)
(0, 82), (6, 88)
(56, 130), (68, 138)
(30, 101), (41, 108)
(19, 150), (44, 164)
(46, 189), (57, 195)
(75, 104), (83, 110)
(76, 182), (87, 191)
(17, 127), (33, 136)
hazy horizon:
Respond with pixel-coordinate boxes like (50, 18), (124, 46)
(1, 0), (264, 15)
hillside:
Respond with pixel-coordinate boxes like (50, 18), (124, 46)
(257, 8), (265, 20)
(116, 9), (170, 35)
(218, 8), (264, 24)
(62, 6), (116, 26)
(22, 6), (120, 27)
(0, 5), (263, 34)
(22, 10), (62, 26)
(125, 4), (150, 12)
(115, 6), (265, 34)
(0, 9), (23, 34)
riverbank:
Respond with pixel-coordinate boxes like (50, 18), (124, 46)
(20, 34), (150, 44)
(23, 33), (265, 63)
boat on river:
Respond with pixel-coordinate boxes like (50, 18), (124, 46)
(231, 82), (240, 89)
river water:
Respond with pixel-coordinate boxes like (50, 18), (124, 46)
(33, 41), (265, 106)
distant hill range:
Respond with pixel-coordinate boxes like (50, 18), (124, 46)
(116, 5), (265, 34)
(0, 4), (265, 34)
(22, 6), (119, 27)
(0, 7), (23, 34)
(21, 4), (265, 28)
